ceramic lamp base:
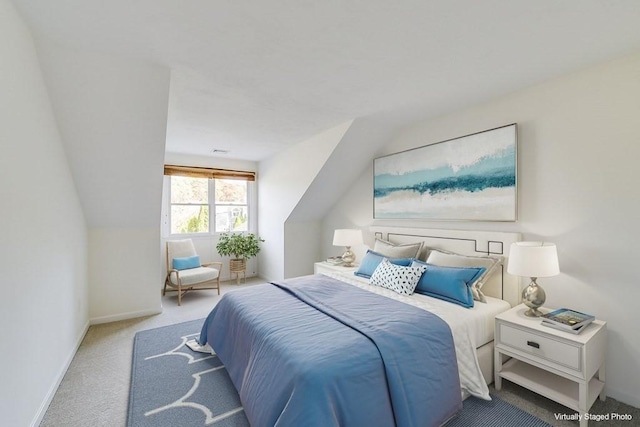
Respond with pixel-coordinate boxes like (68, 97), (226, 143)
(341, 247), (356, 267)
(522, 278), (546, 317)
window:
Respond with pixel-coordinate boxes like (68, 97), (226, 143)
(165, 166), (255, 235)
(170, 176), (210, 234)
(214, 179), (248, 232)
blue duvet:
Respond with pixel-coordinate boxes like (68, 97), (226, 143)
(199, 274), (462, 427)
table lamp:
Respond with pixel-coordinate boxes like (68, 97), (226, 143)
(332, 229), (363, 267)
(507, 242), (560, 317)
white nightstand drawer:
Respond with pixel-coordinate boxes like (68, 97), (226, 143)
(499, 323), (581, 371)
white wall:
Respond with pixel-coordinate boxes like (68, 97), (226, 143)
(165, 152), (258, 173)
(322, 53), (640, 407)
(0, 1), (88, 425)
(284, 220), (322, 278)
(258, 121), (352, 281)
(285, 114), (413, 276)
(321, 166), (375, 262)
(36, 41), (171, 323)
(88, 228), (162, 322)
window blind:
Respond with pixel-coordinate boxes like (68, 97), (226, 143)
(164, 165), (256, 181)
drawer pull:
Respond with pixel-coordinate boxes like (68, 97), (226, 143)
(527, 341), (540, 349)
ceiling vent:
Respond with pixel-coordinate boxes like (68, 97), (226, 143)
(211, 149), (229, 154)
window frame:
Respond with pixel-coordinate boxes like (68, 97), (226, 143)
(166, 176), (255, 237)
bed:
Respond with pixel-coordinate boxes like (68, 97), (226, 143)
(199, 227), (521, 427)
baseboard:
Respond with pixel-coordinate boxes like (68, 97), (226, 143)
(607, 387), (640, 409)
(219, 272), (258, 283)
(30, 320), (90, 427)
(90, 307), (162, 325)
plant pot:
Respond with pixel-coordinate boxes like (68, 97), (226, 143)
(229, 258), (246, 272)
(229, 258), (246, 285)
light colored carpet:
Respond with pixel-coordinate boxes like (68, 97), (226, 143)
(41, 278), (639, 426)
(41, 279), (261, 427)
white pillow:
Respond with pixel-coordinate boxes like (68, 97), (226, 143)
(373, 238), (423, 259)
(426, 249), (503, 303)
(370, 259), (427, 296)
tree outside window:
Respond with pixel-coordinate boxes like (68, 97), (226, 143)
(169, 177), (249, 234)
(215, 179), (248, 232)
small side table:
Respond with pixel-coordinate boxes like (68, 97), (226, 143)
(494, 304), (607, 427)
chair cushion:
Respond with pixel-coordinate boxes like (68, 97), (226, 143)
(169, 266), (219, 287)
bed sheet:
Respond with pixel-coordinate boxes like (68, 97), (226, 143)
(323, 270), (511, 400)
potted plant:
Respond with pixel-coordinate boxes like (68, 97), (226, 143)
(216, 232), (265, 283)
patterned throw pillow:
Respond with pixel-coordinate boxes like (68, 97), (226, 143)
(370, 259), (427, 296)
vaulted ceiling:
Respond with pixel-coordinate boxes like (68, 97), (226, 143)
(12, 0), (640, 161)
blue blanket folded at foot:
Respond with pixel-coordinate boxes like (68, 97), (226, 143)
(200, 274), (462, 427)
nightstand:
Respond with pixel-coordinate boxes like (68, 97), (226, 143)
(313, 261), (358, 276)
(494, 304), (607, 427)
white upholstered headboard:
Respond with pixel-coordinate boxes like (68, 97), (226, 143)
(370, 226), (522, 307)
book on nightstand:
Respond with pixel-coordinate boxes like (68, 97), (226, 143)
(541, 319), (588, 334)
(541, 308), (594, 332)
(325, 256), (344, 265)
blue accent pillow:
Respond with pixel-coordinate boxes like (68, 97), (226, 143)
(411, 260), (486, 308)
(173, 255), (201, 270)
(354, 249), (413, 278)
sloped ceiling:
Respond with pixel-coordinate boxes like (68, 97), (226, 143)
(11, 0), (640, 161)
(288, 112), (413, 222)
(37, 40), (171, 228)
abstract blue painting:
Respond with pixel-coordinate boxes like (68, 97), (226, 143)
(374, 124), (517, 221)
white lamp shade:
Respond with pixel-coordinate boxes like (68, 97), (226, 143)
(333, 229), (363, 247)
(507, 242), (559, 278)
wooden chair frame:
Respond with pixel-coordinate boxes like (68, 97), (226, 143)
(163, 241), (223, 305)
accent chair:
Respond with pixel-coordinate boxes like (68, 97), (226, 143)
(164, 239), (222, 305)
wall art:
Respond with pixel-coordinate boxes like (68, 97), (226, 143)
(374, 124), (517, 221)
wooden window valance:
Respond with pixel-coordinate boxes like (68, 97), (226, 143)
(164, 165), (256, 181)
